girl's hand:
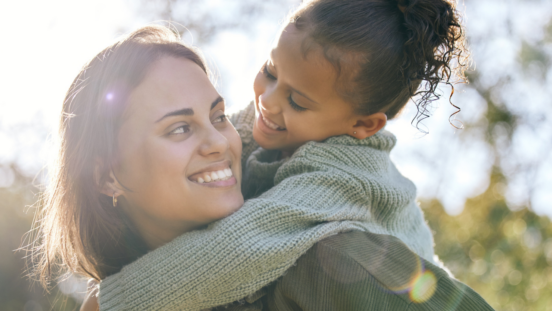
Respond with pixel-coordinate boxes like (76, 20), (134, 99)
(80, 279), (99, 311)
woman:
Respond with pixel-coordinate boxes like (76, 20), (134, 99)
(33, 25), (243, 285)
(33, 25), (493, 310)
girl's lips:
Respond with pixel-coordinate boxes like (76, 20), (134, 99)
(257, 113), (286, 135)
(261, 113), (286, 130)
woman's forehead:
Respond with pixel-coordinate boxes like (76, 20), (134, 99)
(122, 57), (218, 124)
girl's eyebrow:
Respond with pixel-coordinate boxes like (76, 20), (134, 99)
(155, 96), (224, 123)
(268, 53), (318, 105)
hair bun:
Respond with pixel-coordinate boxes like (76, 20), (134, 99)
(398, 0), (469, 129)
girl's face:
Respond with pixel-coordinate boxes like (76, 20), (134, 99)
(112, 57), (243, 248)
(252, 23), (359, 153)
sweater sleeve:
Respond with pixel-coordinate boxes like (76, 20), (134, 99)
(265, 231), (495, 311)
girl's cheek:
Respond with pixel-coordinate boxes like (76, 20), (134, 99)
(253, 72), (265, 97)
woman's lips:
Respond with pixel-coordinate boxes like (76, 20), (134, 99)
(189, 162), (237, 188)
(193, 176), (237, 188)
(189, 167), (233, 183)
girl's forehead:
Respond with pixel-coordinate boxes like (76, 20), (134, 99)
(272, 24), (341, 103)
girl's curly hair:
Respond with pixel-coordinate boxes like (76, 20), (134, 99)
(292, 0), (470, 130)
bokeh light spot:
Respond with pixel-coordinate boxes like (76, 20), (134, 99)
(23, 300), (42, 311)
(409, 270), (437, 303)
(508, 270), (523, 286)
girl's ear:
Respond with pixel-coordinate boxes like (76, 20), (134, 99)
(350, 112), (387, 139)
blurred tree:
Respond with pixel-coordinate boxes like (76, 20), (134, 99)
(0, 165), (80, 311)
(423, 172), (552, 311)
(132, 0), (301, 43)
(421, 1), (552, 309)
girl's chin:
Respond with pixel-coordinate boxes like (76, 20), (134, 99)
(252, 127), (299, 154)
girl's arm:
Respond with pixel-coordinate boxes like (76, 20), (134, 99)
(99, 174), (354, 311)
(99, 132), (431, 311)
(98, 149), (373, 310)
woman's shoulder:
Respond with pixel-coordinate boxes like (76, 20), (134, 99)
(263, 231), (495, 311)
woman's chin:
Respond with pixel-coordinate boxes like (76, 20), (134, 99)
(205, 195), (245, 221)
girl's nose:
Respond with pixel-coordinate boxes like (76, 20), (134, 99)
(258, 87), (283, 115)
(199, 125), (230, 157)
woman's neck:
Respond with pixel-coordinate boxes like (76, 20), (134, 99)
(121, 203), (204, 250)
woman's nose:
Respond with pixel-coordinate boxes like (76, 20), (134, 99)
(199, 126), (229, 157)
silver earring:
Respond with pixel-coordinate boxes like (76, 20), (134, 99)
(113, 194), (118, 207)
(353, 131), (357, 135)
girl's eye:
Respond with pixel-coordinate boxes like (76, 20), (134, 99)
(288, 96), (307, 112)
(262, 63), (276, 80)
(213, 114), (227, 124)
(169, 125), (190, 135)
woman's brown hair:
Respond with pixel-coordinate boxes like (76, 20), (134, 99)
(30, 25), (207, 286)
(291, 0), (469, 130)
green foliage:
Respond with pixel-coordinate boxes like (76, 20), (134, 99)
(423, 170), (552, 311)
(421, 4), (552, 308)
(519, 41), (550, 70)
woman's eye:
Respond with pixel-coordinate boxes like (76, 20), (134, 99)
(288, 96), (307, 112)
(213, 114), (227, 124)
(169, 125), (190, 135)
(262, 63), (276, 80)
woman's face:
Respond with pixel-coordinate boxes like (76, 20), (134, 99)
(112, 57), (243, 247)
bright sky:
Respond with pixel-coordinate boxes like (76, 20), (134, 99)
(1, 0), (551, 218)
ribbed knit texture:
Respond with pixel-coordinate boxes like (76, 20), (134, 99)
(229, 102), (260, 171)
(263, 231), (494, 311)
(99, 103), (436, 311)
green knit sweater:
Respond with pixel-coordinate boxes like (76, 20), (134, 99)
(99, 104), (436, 311)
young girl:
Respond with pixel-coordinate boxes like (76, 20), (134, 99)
(96, 0), (471, 309)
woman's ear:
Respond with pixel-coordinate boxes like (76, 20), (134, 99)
(350, 112), (387, 139)
(94, 160), (123, 197)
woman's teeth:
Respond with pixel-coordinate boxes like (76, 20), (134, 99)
(196, 168), (233, 184)
(262, 115), (285, 131)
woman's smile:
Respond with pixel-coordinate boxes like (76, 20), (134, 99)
(188, 160), (237, 187)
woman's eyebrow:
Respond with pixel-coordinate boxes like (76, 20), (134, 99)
(155, 96), (224, 123)
(155, 108), (194, 123)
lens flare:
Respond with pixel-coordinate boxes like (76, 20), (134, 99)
(409, 270), (437, 303)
